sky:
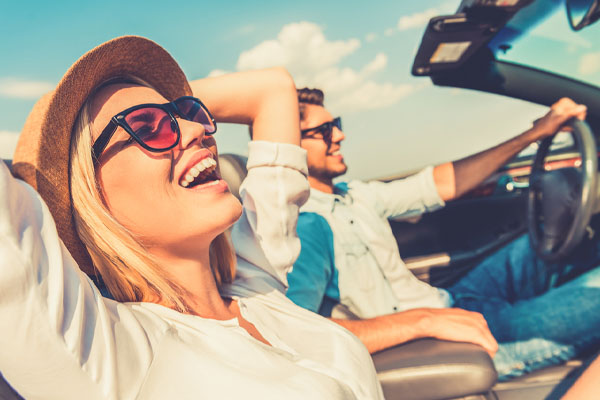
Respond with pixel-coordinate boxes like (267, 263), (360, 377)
(1, 0), (599, 180)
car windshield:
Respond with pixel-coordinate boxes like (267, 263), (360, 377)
(490, 0), (600, 88)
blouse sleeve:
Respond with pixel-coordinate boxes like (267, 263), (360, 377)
(230, 141), (309, 289)
(0, 161), (156, 400)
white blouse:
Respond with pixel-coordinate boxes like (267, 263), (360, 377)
(0, 141), (383, 400)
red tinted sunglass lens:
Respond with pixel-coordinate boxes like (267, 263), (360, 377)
(125, 107), (178, 149)
(175, 98), (216, 134)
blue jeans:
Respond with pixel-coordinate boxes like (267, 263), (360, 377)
(447, 235), (600, 380)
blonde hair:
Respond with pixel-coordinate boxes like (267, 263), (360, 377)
(69, 79), (236, 312)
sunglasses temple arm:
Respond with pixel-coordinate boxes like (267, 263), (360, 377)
(92, 120), (119, 162)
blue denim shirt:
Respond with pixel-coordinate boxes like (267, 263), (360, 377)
(287, 167), (452, 319)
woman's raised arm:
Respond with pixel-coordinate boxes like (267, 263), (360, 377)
(191, 69), (310, 288)
(189, 67), (300, 145)
(0, 161), (153, 399)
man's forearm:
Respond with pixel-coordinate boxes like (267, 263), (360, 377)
(433, 98), (587, 201)
(451, 128), (537, 199)
(433, 128), (537, 201)
(332, 311), (422, 354)
(331, 308), (498, 356)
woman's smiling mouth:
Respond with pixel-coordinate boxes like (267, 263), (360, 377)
(180, 157), (218, 188)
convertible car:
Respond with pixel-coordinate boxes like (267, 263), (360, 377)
(1, 0), (600, 399)
(222, 1), (600, 399)
(384, 0), (600, 398)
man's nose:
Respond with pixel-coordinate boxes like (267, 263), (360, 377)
(331, 127), (345, 143)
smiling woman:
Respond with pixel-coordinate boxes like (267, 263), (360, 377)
(70, 81), (236, 311)
(0, 36), (383, 399)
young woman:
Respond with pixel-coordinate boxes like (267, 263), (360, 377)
(0, 36), (382, 399)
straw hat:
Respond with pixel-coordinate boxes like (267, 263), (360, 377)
(12, 36), (193, 277)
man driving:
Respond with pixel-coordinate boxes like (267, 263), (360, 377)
(286, 87), (600, 380)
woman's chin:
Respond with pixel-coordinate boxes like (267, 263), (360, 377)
(226, 195), (244, 225)
(209, 193), (243, 232)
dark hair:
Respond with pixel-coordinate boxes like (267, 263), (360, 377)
(297, 88), (324, 121)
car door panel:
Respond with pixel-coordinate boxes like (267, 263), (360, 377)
(391, 189), (528, 287)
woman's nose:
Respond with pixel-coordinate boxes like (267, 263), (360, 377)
(178, 118), (206, 149)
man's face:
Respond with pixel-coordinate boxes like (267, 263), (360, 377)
(300, 104), (347, 181)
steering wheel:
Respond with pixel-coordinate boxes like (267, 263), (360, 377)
(528, 119), (598, 263)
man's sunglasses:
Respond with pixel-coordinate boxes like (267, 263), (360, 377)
(92, 96), (217, 162)
(300, 117), (342, 143)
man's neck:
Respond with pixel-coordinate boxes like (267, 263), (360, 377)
(308, 175), (335, 194)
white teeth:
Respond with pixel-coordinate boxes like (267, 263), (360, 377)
(179, 156), (217, 187)
(192, 157), (215, 174)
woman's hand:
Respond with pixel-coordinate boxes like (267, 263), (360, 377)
(189, 68), (300, 145)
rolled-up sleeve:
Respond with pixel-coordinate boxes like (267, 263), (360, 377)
(356, 166), (445, 220)
(230, 141), (310, 288)
(0, 162), (153, 400)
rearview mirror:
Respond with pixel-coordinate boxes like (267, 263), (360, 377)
(566, 0), (600, 31)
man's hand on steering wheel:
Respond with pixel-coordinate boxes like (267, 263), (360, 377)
(529, 97), (587, 139)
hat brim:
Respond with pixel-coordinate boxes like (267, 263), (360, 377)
(13, 36), (192, 277)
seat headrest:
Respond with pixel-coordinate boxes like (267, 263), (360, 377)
(219, 153), (248, 200)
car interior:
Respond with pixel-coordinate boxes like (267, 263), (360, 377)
(385, 0), (600, 398)
(2, 0), (600, 399)
(218, 1), (600, 399)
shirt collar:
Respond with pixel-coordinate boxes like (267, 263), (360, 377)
(306, 182), (352, 213)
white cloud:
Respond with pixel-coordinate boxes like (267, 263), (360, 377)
(388, 2), (456, 36)
(365, 33), (377, 42)
(210, 22), (414, 113)
(336, 81), (416, 110)
(236, 22), (360, 72)
(0, 130), (20, 159)
(362, 53), (387, 74)
(397, 8), (439, 31)
(579, 52), (600, 75)
(0, 78), (53, 99)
